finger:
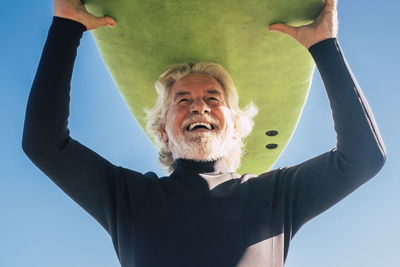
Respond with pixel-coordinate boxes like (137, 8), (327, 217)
(325, 0), (338, 9)
(101, 16), (117, 27)
(95, 15), (117, 28)
(269, 23), (297, 38)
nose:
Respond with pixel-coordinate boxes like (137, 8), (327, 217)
(190, 98), (210, 114)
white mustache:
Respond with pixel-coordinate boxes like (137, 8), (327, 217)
(181, 114), (220, 130)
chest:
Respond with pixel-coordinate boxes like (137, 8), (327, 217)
(133, 195), (278, 266)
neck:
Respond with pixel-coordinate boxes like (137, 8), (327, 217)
(170, 157), (230, 177)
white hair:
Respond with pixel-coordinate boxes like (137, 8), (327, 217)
(145, 62), (258, 173)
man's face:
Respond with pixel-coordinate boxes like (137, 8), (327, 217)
(160, 73), (238, 161)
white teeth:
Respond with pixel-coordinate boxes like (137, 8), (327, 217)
(188, 122), (212, 131)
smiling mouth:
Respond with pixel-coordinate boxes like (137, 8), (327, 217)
(186, 122), (215, 131)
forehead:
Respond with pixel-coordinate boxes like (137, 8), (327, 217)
(168, 73), (225, 97)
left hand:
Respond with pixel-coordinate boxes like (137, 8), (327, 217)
(53, 0), (117, 31)
(269, 0), (338, 49)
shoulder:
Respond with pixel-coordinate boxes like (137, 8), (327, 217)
(115, 166), (161, 191)
(239, 168), (283, 195)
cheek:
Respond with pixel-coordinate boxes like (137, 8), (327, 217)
(167, 108), (187, 131)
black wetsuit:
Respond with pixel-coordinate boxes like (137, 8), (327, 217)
(22, 17), (386, 267)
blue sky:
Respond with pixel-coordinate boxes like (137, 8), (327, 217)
(1, 1), (399, 266)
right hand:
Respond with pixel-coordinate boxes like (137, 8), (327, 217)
(269, 0), (338, 49)
(53, 0), (117, 31)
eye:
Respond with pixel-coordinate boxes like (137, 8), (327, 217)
(178, 98), (189, 104)
(208, 97), (220, 102)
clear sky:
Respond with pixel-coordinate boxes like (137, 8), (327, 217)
(1, 1), (399, 266)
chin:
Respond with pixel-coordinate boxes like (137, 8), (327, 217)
(167, 127), (238, 163)
(179, 144), (225, 161)
(170, 136), (225, 161)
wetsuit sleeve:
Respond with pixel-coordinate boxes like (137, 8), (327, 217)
(276, 38), (386, 238)
(22, 17), (151, 235)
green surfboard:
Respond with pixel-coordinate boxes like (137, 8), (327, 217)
(83, 0), (324, 174)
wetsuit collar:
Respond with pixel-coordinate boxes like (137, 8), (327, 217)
(170, 158), (230, 177)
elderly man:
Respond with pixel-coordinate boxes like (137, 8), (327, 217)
(22, 0), (386, 266)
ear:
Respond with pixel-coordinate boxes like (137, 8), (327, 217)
(232, 117), (239, 140)
(159, 122), (169, 143)
(233, 123), (239, 140)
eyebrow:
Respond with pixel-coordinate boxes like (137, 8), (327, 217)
(173, 89), (222, 101)
(207, 89), (222, 96)
(173, 91), (190, 101)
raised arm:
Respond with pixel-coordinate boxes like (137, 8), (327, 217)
(22, 2), (150, 235)
(267, 0), (386, 243)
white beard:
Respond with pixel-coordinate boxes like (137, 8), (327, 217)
(166, 115), (237, 162)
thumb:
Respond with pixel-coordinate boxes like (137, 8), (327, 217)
(97, 15), (117, 28)
(87, 15), (116, 30)
(269, 23), (297, 38)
